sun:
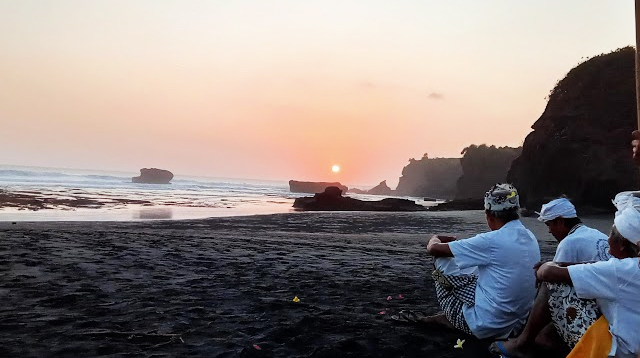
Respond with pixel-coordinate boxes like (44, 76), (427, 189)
(331, 165), (341, 173)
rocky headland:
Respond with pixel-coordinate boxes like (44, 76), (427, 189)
(508, 47), (639, 210)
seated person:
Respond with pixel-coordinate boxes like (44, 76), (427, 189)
(535, 206), (640, 358)
(490, 198), (611, 356)
(425, 183), (541, 339)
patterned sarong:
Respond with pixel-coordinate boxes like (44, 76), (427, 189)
(432, 259), (477, 335)
(547, 282), (601, 348)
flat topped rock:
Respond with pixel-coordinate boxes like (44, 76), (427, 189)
(132, 168), (173, 184)
(289, 180), (348, 194)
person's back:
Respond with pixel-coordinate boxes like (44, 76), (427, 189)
(454, 219), (540, 338)
(555, 224), (610, 263)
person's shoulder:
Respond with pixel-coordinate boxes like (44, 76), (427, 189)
(576, 225), (608, 238)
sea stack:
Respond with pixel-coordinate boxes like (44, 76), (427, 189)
(132, 168), (174, 184)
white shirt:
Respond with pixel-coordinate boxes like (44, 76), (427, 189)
(568, 258), (640, 357)
(554, 224), (611, 263)
(448, 220), (541, 339)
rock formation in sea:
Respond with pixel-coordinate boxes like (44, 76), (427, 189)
(293, 186), (426, 211)
(132, 168), (174, 184)
(507, 47), (639, 210)
(394, 154), (461, 199)
(349, 181), (394, 195)
(455, 144), (522, 199)
(289, 180), (348, 194)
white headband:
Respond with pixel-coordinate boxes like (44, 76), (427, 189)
(536, 198), (577, 222)
(614, 207), (640, 244)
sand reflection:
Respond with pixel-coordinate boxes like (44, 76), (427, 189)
(136, 207), (173, 220)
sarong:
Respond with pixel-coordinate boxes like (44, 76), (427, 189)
(547, 282), (601, 349)
(566, 316), (612, 358)
(432, 257), (477, 335)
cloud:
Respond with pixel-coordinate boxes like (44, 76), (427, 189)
(359, 80), (376, 89)
(428, 92), (444, 100)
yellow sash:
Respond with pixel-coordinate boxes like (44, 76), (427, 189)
(566, 316), (612, 358)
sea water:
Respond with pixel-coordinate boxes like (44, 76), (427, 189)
(0, 165), (431, 221)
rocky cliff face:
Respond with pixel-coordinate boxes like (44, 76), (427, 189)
(394, 155), (461, 199)
(507, 47), (639, 210)
(456, 145), (521, 199)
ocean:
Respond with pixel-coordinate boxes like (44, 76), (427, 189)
(0, 165), (429, 221)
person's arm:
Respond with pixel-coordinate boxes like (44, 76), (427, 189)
(536, 262), (573, 284)
(426, 235), (454, 257)
(632, 130), (640, 165)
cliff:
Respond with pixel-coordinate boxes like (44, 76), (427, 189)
(455, 145), (522, 199)
(507, 47), (639, 210)
(394, 154), (461, 199)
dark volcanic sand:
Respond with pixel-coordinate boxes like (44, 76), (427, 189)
(0, 212), (604, 357)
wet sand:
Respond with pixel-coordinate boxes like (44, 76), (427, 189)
(0, 212), (613, 357)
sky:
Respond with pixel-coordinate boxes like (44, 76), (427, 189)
(0, 0), (635, 187)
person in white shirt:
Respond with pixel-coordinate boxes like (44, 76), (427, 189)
(425, 184), (541, 339)
(536, 205), (640, 358)
(490, 198), (611, 357)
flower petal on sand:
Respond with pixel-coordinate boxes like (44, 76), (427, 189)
(253, 344), (262, 350)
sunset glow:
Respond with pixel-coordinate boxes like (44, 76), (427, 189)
(0, 1), (634, 187)
(332, 165), (341, 173)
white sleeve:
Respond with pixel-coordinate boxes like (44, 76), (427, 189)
(568, 260), (617, 300)
(448, 233), (492, 269)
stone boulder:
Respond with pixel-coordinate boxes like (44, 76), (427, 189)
(132, 168), (174, 184)
(507, 47), (639, 210)
(289, 180), (348, 194)
(293, 186), (426, 211)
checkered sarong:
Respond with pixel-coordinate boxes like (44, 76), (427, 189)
(432, 267), (476, 335)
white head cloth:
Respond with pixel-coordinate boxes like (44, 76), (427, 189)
(484, 183), (519, 211)
(612, 191), (640, 216)
(614, 206), (640, 244)
(536, 198), (577, 222)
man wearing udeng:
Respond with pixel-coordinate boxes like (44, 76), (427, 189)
(425, 184), (541, 339)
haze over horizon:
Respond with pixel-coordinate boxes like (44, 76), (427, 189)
(0, 1), (634, 187)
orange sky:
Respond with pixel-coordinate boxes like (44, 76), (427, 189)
(0, 1), (635, 187)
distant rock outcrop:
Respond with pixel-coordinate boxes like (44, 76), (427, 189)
(350, 180), (394, 195)
(507, 47), (639, 210)
(289, 180), (348, 194)
(455, 145), (522, 199)
(293, 186), (426, 211)
(132, 168), (174, 184)
(395, 154), (461, 199)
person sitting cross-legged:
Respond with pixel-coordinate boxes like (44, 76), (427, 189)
(424, 183), (541, 339)
(537, 205), (640, 358)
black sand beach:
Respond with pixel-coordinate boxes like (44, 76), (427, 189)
(0, 212), (612, 357)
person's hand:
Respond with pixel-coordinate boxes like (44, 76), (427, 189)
(435, 235), (457, 243)
(632, 130), (640, 166)
(533, 261), (544, 287)
(426, 235), (442, 253)
(536, 262), (558, 282)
